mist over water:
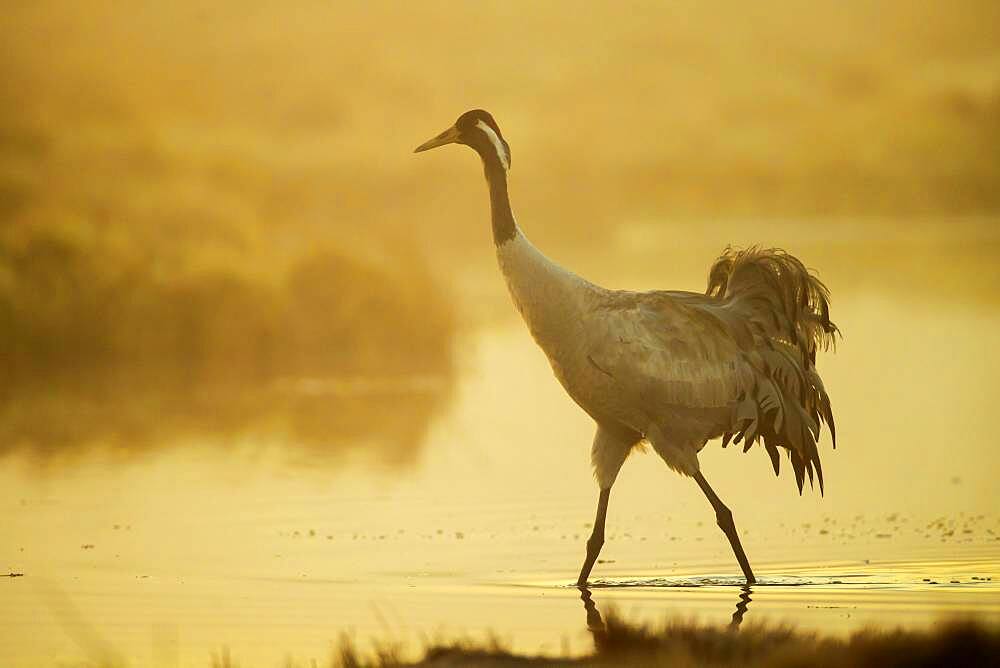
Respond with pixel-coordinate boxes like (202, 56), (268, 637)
(1, 2), (999, 666)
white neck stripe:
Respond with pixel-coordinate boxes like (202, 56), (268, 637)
(476, 120), (510, 171)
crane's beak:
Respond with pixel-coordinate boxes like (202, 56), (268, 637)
(414, 125), (461, 153)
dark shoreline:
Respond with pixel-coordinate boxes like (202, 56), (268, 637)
(333, 613), (1000, 668)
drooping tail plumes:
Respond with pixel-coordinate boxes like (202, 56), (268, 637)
(707, 247), (839, 494)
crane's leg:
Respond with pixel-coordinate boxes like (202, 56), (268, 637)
(693, 471), (756, 585)
(578, 425), (638, 586)
(577, 487), (611, 586)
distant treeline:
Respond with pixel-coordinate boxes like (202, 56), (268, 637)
(0, 219), (457, 463)
(0, 221), (455, 385)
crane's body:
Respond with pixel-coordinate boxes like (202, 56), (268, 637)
(500, 234), (728, 480)
(415, 110), (838, 586)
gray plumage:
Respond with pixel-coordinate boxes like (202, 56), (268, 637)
(498, 240), (839, 494)
(706, 247), (838, 493)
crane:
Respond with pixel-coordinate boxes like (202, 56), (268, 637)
(415, 109), (838, 586)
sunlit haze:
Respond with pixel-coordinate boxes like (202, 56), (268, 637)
(2, 2), (999, 666)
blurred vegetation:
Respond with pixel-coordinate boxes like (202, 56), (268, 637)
(57, 614), (1000, 667)
(0, 218), (454, 384)
(332, 613), (1000, 667)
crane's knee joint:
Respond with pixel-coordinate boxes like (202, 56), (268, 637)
(715, 506), (734, 529)
(586, 533), (604, 554)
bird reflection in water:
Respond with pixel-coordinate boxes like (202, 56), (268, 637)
(577, 584), (754, 637)
(579, 586), (606, 633)
(730, 586), (753, 629)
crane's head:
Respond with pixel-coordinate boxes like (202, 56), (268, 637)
(414, 109), (511, 171)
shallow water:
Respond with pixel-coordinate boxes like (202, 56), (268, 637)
(4, 222), (1000, 666)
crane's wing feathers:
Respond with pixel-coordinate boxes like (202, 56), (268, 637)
(588, 291), (747, 409)
(588, 247), (838, 495)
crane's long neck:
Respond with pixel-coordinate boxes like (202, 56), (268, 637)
(485, 160), (517, 246)
(481, 153), (598, 352)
